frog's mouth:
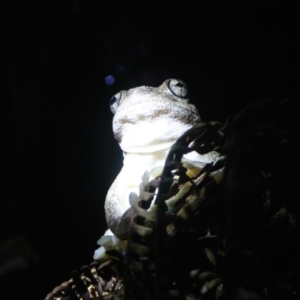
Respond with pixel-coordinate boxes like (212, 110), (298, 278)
(116, 107), (199, 124)
(114, 99), (200, 123)
(116, 98), (198, 115)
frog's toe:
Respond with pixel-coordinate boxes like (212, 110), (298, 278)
(129, 192), (138, 207)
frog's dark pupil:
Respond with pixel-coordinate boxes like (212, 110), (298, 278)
(110, 96), (117, 106)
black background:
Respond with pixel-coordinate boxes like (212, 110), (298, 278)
(1, 1), (299, 299)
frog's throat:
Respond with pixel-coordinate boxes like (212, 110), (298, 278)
(120, 140), (178, 153)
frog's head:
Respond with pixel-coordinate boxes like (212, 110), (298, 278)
(109, 79), (200, 153)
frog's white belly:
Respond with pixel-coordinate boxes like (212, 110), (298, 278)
(115, 147), (218, 213)
(115, 148), (171, 210)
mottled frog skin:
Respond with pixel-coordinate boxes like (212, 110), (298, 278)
(104, 79), (218, 240)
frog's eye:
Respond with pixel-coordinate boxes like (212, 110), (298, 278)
(168, 79), (188, 99)
(109, 92), (122, 114)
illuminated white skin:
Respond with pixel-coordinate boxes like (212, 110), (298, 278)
(104, 79), (218, 241)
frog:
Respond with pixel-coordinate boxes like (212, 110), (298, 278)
(102, 79), (219, 242)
